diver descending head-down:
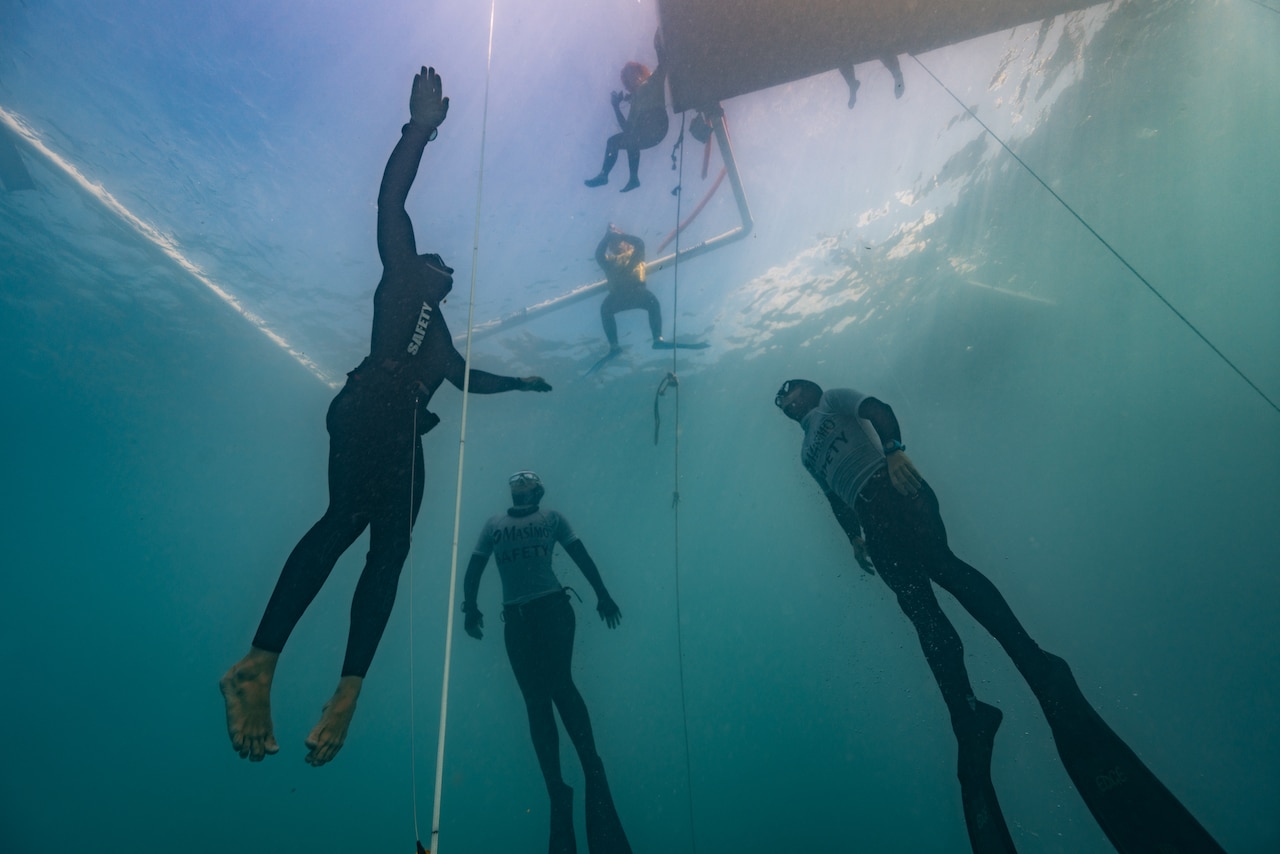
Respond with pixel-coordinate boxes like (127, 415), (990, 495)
(219, 66), (552, 768)
(462, 471), (632, 854)
(774, 378), (1225, 854)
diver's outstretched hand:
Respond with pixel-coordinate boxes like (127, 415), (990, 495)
(597, 594), (622, 629)
(520, 376), (552, 392)
(410, 66), (449, 130)
(887, 451), (922, 496)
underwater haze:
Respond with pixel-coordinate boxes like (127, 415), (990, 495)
(1, 0), (1277, 851)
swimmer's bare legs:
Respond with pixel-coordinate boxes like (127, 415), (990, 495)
(305, 675), (363, 767)
(220, 647), (281, 761)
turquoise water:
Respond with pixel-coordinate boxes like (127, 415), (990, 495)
(1, 0), (1277, 851)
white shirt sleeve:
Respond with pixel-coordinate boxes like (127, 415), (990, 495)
(472, 518), (496, 557)
(552, 511), (580, 547)
(822, 388), (865, 417)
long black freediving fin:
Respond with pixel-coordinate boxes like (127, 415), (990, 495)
(583, 761), (632, 854)
(957, 702), (1018, 854)
(959, 772), (1018, 854)
(585, 348), (623, 376)
(1036, 654), (1225, 854)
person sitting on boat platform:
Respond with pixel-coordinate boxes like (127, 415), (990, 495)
(584, 31), (670, 193)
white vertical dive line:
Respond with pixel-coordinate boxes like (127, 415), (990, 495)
(430, 1), (499, 852)
(669, 113), (699, 854)
(0, 104), (336, 387)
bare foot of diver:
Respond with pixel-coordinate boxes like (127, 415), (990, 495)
(305, 675), (362, 766)
(220, 648), (281, 761)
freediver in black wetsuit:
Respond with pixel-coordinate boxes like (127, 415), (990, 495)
(463, 471), (631, 854)
(583, 45), (669, 193)
(588, 224), (708, 374)
(774, 379), (1224, 854)
(220, 66), (552, 767)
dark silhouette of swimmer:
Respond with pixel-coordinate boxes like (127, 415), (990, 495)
(775, 379), (1225, 854)
(463, 471), (631, 854)
(584, 40), (669, 193)
(838, 55), (905, 108)
(589, 225), (707, 373)
(219, 66), (552, 768)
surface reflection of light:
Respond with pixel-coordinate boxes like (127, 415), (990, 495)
(0, 104), (336, 387)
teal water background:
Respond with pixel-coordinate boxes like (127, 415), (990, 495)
(1, 0), (1277, 851)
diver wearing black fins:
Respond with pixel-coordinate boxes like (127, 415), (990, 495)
(775, 380), (1225, 854)
(463, 472), (632, 854)
(588, 224), (708, 374)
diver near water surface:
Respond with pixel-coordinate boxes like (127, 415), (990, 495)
(588, 224), (708, 373)
(219, 66), (552, 767)
(774, 379), (1225, 854)
(584, 34), (670, 193)
(463, 471), (632, 854)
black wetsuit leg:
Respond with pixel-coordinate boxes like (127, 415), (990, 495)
(912, 486), (1053, 691)
(598, 134), (625, 180)
(600, 288), (663, 347)
(641, 290), (662, 343)
(252, 382), (423, 679)
(624, 147), (641, 185)
(601, 291), (622, 349)
(340, 435), (424, 678)
(600, 111), (668, 185)
(856, 473), (1016, 853)
(505, 592), (595, 788)
(507, 593), (631, 853)
(856, 476), (978, 721)
(252, 508), (368, 656)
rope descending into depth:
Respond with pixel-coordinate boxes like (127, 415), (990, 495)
(913, 55), (1278, 417)
(667, 111), (700, 853)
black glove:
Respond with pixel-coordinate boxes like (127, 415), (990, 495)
(462, 602), (484, 639)
(521, 376), (553, 392)
(416, 406), (441, 436)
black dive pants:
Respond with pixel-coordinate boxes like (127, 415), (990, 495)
(598, 111), (668, 183)
(504, 591), (603, 790)
(852, 471), (1052, 723)
(601, 288), (662, 347)
(253, 381), (425, 678)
